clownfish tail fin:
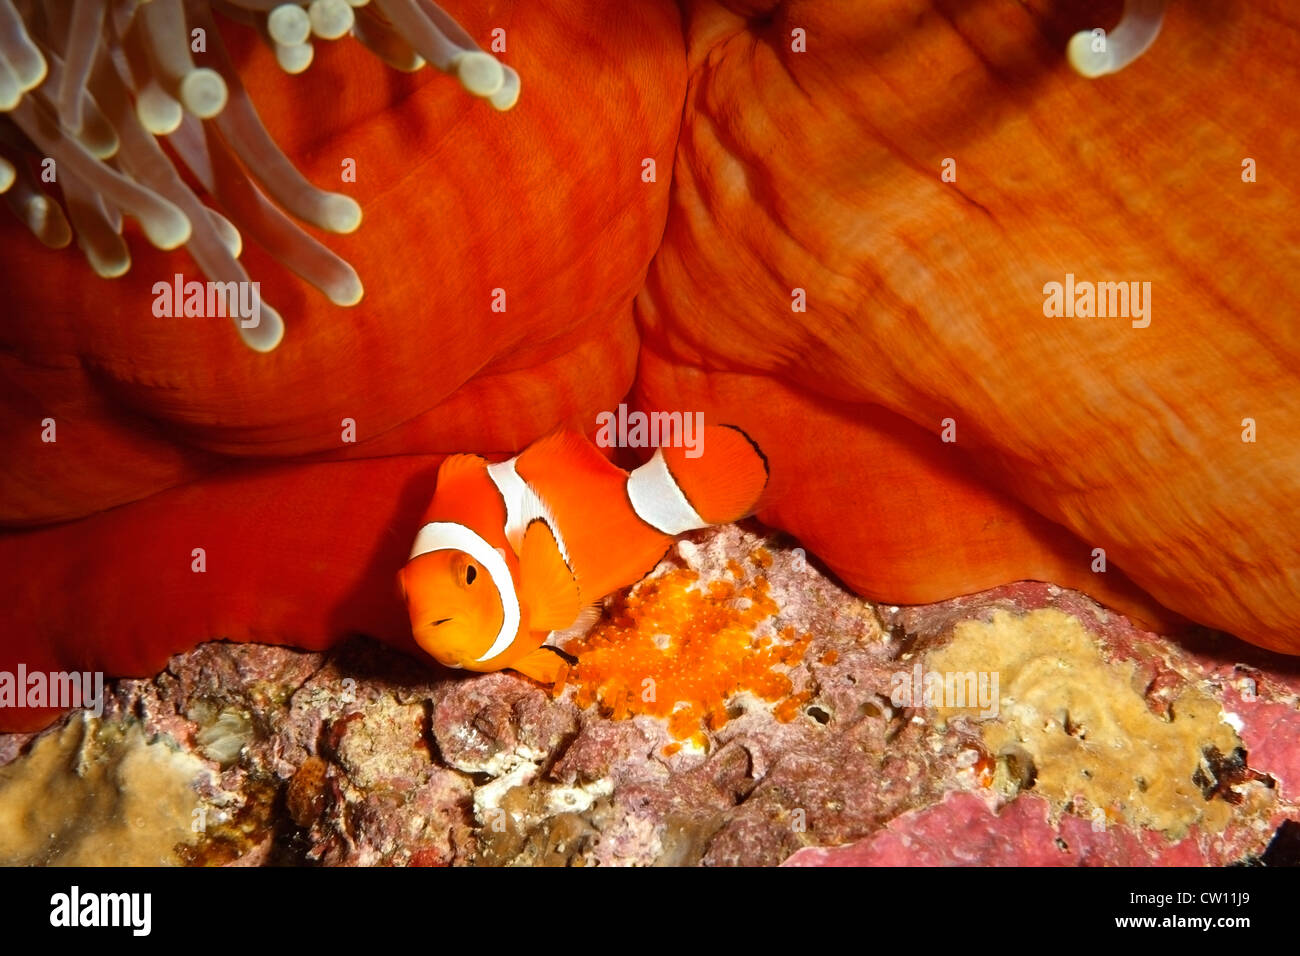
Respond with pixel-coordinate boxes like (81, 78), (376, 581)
(627, 424), (768, 534)
(665, 424), (768, 524)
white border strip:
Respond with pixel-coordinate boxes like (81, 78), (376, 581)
(627, 450), (707, 535)
(486, 459), (529, 551)
(409, 521), (520, 662)
(487, 457), (571, 563)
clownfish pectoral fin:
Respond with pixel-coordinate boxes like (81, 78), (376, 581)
(518, 518), (584, 631)
(542, 602), (602, 653)
(511, 644), (571, 684)
(547, 603), (602, 644)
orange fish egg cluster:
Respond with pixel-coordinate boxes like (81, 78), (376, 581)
(554, 554), (814, 753)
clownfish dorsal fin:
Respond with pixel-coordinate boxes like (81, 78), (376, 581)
(527, 428), (594, 461)
(437, 452), (487, 482)
(518, 518), (584, 632)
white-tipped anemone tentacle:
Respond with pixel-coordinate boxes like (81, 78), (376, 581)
(1068, 0), (1167, 79)
(372, 0), (519, 108)
(408, 522), (521, 664)
(0, 0), (518, 352)
(267, 5), (311, 47)
(307, 0), (354, 42)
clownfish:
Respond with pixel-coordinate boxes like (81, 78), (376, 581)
(398, 426), (769, 683)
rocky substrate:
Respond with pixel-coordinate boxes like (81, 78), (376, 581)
(2, 524), (1297, 866)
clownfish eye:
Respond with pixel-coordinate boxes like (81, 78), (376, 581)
(451, 554), (479, 588)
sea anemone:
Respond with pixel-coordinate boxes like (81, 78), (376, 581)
(0, 0), (517, 351)
(1067, 0), (1167, 78)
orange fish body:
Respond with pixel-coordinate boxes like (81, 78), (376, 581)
(398, 426), (768, 682)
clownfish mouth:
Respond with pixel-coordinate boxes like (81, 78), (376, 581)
(428, 618), (451, 627)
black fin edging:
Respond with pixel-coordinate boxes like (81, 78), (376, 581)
(718, 422), (770, 477)
(541, 645), (579, 666)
